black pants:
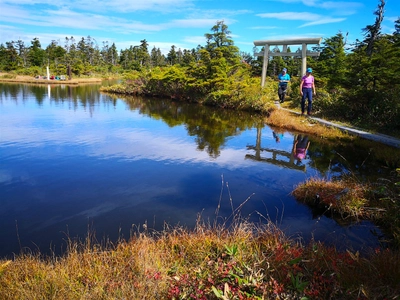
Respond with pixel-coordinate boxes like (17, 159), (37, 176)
(278, 85), (287, 102)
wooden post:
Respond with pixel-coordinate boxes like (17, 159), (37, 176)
(301, 43), (307, 76)
(261, 44), (269, 88)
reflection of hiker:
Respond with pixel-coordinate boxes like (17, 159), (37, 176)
(293, 135), (310, 161)
(273, 131), (284, 143)
(278, 68), (290, 103)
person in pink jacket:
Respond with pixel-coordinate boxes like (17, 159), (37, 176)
(299, 68), (316, 115)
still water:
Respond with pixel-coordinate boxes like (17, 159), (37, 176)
(0, 82), (389, 258)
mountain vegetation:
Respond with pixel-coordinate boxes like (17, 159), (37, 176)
(0, 1), (399, 135)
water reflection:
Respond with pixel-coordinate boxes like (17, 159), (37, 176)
(245, 127), (306, 172)
(0, 82), (395, 258)
(293, 134), (310, 163)
(272, 130), (284, 143)
(0, 82), (118, 112)
(119, 95), (265, 158)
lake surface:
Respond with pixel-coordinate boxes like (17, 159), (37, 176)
(0, 82), (391, 258)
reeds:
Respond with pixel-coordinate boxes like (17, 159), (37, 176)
(1, 218), (399, 299)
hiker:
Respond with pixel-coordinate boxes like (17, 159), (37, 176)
(299, 67), (316, 115)
(273, 131), (284, 143)
(293, 134), (310, 162)
(278, 68), (290, 103)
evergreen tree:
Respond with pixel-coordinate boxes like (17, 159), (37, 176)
(176, 48), (183, 65)
(150, 46), (165, 67)
(182, 49), (195, 66)
(29, 38), (45, 67)
(77, 37), (88, 63)
(269, 46), (284, 76)
(167, 45), (177, 65)
(315, 32), (347, 89)
(46, 40), (66, 74)
(393, 17), (400, 35)
(204, 20), (240, 64)
(0, 44), (6, 69)
(1, 42), (19, 70)
(138, 39), (151, 67)
(14, 40), (28, 68)
(205, 20), (233, 49)
(362, 0), (385, 56)
(109, 43), (118, 66)
(119, 48), (131, 69)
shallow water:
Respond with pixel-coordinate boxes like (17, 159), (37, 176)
(0, 82), (390, 258)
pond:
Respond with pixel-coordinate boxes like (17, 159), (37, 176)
(0, 82), (391, 258)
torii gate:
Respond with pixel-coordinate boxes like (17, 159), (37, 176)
(253, 38), (322, 87)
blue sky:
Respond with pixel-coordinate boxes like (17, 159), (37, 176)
(0, 0), (398, 55)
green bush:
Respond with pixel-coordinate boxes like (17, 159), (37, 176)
(18, 66), (44, 76)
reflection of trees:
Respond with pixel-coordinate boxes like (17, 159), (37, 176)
(0, 83), (45, 105)
(305, 138), (395, 181)
(122, 95), (264, 158)
(2, 82), (396, 173)
(0, 83), (117, 114)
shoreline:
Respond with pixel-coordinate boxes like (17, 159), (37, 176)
(0, 73), (102, 85)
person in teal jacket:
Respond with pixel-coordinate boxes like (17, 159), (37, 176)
(278, 68), (290, 103)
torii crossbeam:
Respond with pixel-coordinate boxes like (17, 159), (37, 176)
(253, 38), (322, 87)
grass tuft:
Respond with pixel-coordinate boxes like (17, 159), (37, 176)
(266, 108), (350, 140)
(1, 219), (399, 299)
(292, 177), (371, 219)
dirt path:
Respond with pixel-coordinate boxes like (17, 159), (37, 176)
(276, 103), (400, 149)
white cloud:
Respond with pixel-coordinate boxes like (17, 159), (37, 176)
(257, 12), (321, 21)
(315, 1), (363, 11)
(257, 11), (346, 28)
(300, 17), (346, 27)
(262, 0), (363, 15)
(183, 35), (206, 45)
(186, 9), (251, 19)
(249, 26), (279, 30)
(169, 19), (220, 28)
(2, 0), (195, 13)
(386, 16), (399, 22)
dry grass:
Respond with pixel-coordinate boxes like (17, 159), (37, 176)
(292, 177), (373, 220)
(266, 107), (351, 141)
(0, 72), (101, 85)
(1, 220), (399, 299)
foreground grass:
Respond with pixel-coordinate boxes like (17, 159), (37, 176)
(1, 221), (399, 300)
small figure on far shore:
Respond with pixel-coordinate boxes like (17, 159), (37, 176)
(278, 68), (290, 103)
(299, 67), (316, 115)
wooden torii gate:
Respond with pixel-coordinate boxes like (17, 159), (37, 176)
(253, 38), (322, 87)
(245, 127), (306, 172)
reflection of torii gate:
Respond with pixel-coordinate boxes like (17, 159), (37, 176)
(245, 127), (306, 172)
(253, 38), (322, 87)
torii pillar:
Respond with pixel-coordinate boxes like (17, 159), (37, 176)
(253, 38), (322, 87)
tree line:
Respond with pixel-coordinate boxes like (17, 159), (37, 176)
(1, 0), (399, 132)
